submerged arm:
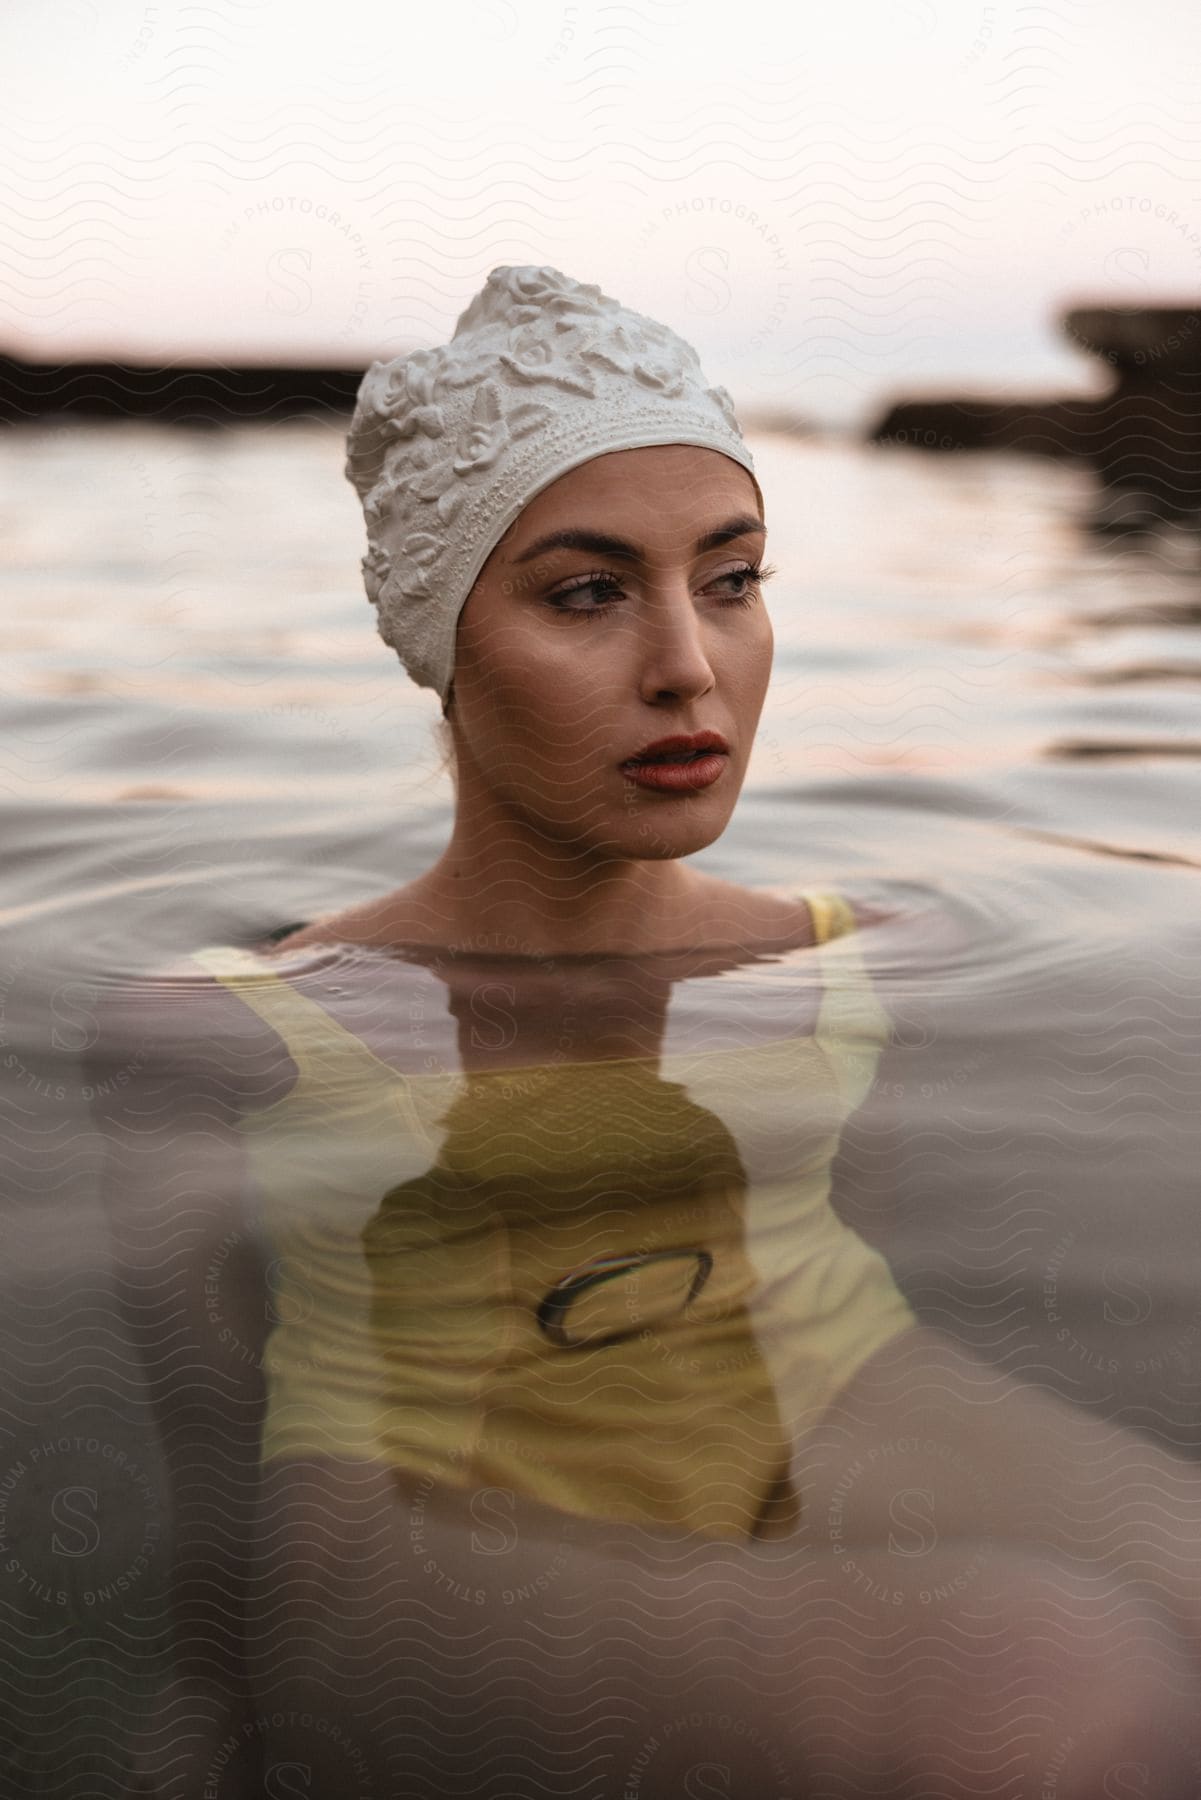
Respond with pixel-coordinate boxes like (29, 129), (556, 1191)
(88, 965), (275, 1786)
(772, 892), (1201, 1652)
(788, 1319), (1201, 1652)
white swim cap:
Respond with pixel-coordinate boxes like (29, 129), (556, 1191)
(345, 263), (762, 705)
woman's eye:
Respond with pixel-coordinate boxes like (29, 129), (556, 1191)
(718, 561), (776, 595)
(546, 561), (775, 620)
(546, 573), (627, 618)
(714, 566), (758, 599)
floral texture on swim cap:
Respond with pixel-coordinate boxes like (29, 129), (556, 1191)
(344, 263), (762, 703)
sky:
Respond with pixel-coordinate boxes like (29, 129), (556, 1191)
(4, 0), (1201, 427)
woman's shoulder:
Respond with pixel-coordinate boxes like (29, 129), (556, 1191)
(234, 884), (809, 959)
(248, 884), (878, 961)
(247, 888), (430, 957)
(719, 882), (881, 951)
(222, 878), (963, 967)
(772, 882), (975, 955)
(701, 878), (934, 944)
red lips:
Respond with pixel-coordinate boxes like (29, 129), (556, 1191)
(622, 730), (730, 764)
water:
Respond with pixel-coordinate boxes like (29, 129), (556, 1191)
(4, 418), (1201, 1795)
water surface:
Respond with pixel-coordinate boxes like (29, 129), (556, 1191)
(3, 419), (1200, 1794)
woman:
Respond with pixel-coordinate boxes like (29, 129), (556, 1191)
(102, 266), (1201, 1797)
(267, 260), (837, 963)
(192, 262), (920, 1540)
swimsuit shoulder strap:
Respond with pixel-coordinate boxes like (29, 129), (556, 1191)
(188, 944), (394, 1094)
(796, 888), (894, 1111)
(800, 889), (858, 947)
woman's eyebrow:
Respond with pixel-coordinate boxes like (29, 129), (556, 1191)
(510, 514), (766, 566)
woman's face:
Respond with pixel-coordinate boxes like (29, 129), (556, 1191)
(447, 444), (774, 861)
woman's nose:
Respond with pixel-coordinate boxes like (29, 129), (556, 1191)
(636, 582), (716, 703)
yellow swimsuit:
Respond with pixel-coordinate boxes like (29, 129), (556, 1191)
(191, 889), (915, 1540)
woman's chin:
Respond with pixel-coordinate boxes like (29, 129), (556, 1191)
(618, 811), (734, 862)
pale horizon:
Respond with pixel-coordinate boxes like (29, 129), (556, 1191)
(4, 0), (1199, 428)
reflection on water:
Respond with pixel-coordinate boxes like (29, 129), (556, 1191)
(179, 906), (911, 1556)
(4, 422), (1201, 1794)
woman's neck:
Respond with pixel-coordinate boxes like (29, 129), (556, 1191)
(395, 847), (722, 960)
